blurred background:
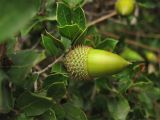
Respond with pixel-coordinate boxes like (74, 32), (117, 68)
(0, 0), (160, 120)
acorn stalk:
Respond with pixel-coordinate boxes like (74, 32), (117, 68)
(64, 46), (131, 80)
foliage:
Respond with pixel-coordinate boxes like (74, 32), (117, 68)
(0, 0), (160, 120)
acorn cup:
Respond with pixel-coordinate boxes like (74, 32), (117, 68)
(115, 0), (136, 16)
(64, 46), (131, 80)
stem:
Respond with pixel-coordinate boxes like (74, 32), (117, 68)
(88, 11), (117, 27)
(34, 54), (64, 75)
(101, 31), (159, 52)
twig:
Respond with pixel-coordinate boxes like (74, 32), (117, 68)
(101, 31), (159, 52)
(88, 11), (117, 27)
(34, 65), (47, 77)
(119, 30), (160, 39)
(125, 40), (158, 52)
(31, 40), (41, 49)
(34, 54), (64, 75)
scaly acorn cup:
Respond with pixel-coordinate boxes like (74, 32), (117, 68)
(64, 46), (131, 80)
(115, 0), (136, 16)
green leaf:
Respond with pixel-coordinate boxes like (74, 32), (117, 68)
(138, 92), (153, 111)
(107, 95), (130, 120)
(73, 7), (86, 30)
(61, 37), (72, 50)
(0, 0), (40, 42)
(39, 109), (57, 120)
(56, 2), (72, 26)
(96, 38), (118, 52)
(6, 38), (17, 54)
(45, 30), (65, 51)
(52, 104), (65, 120)
(51, 62), (67, 74)
(131, 81), (153, 90)
(23, 74), (39, 90)
(17, 91), (52, 116)
(59, 24), (83, 41)
(63, 102), (88, 120)
(42, 34), (61, 56)
(47, 82), (66, 101)
(62, 0), (84, 8)
(16, 113), (33, 120)
(43, 74), (68, 89)
(113, 64), (138, 93)
(0, 70), (13, 113)
(21, 20), (40, 36)
(72, 28), (88, 46)
(7, 50), (45, 86)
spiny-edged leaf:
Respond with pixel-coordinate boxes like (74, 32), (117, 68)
(63, 102), (88, 120)
(47, 82), (66, 101)
(0, 0), (40, 42)
(113, 64), (137, 93)
(59, 24), (83, 41)
(115, 65), (152, 93)
(7, 50), (45, 86)
(51, 62), (67, 74)
(16, 113), (33, 120)
(42, 34), (61, 56)
(17, 91), (52, 116)
(62, 0), (84, 8)
(73, 7), (86, 30)
(107, 95), (130, 120)
(96, 38), (118, 51)
(45, 30), (65, 51)
(56, 2), (72, 26)
(72, 28), (88, 46)
(0, 70), (13, 113)
(43, 74), (68, 89)
(39, 109), (57, 120)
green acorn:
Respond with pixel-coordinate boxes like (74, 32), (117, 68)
(120, 47), (144, 62)
(64, 46), (131, 80)
(115, 0), (136, 16)
(145, 51), (157, 63)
